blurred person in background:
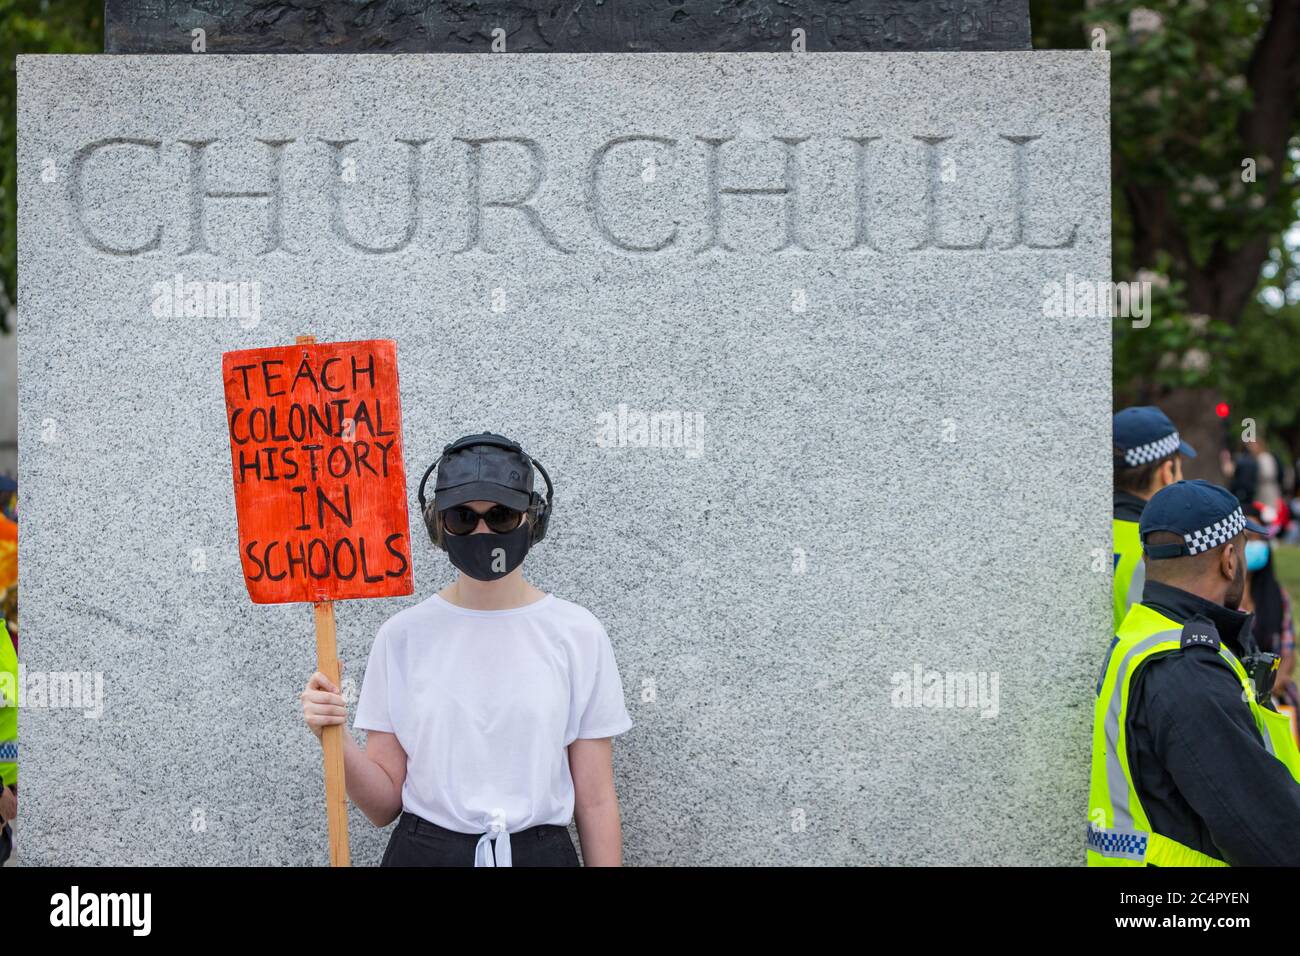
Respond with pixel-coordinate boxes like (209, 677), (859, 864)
(0, 476), (15, 864)
(2, 587), (16, 646)
(1241, 503), (1299, 742)
(1288, 456), (1300, 544)
(1225, 434), (1286, 510)
(0, 477), (15, 650)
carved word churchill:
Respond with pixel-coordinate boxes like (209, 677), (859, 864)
(68, 133), (1079, 257)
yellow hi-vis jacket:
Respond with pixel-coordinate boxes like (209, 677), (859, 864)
(1113, 517), (1144, 635)
(0, 619), (14, 787)
(1088, 602), (1300, 865)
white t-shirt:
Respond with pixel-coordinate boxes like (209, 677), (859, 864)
(353, 592), (633, 840)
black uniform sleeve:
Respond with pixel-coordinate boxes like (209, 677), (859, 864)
(1142, 647), (1300, 865)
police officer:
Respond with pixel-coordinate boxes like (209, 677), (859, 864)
(1112, 407), (1196, 633)
(1088, 480), (1300, 866)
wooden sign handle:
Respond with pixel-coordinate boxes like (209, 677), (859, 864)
(314, 599), (350, 867)
(297, 334), (350, 867)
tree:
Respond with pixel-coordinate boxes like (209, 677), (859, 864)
(1034, 0), (1300, 478)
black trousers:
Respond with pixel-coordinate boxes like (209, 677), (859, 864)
(380, 811), (580, 867)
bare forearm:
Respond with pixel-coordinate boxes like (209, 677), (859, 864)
(574, 798), (623, 866)
(340, 733), (402, 826)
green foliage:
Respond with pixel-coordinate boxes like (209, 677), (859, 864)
(1036, 1), (1300, 437)
(1111, 253), (1237, 393)
(0, 0), (103, 332)
(1223, 271), (1300, 438)
(1107, 1), (1293, 268)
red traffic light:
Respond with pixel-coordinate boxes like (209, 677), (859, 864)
(1215, 402), (1230, 419)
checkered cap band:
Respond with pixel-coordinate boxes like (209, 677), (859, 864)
(1123, 430), (1181, 467)
(1184, 507), (1247, 556)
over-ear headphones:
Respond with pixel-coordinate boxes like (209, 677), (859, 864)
(416, 434), (553, 552)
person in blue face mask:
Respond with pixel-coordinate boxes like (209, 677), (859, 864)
(299, 433), (634, 867)
(1240, 502), (1298, 723)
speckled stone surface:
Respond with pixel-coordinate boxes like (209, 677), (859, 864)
(17, 52), (1110, 865)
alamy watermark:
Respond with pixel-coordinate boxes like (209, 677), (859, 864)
(1042, 273), (1151, 328)
(891, 664), (999, 718)
(151, 273), (261, 328)
(595, 404), (705, 458)
(1, 665), (104, 719)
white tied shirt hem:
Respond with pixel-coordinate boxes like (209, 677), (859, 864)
(474, 828), (512, 867)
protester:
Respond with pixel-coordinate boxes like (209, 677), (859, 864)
(300, 433), (632, 866)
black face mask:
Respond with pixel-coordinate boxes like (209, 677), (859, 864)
(443, 523), (531, 581)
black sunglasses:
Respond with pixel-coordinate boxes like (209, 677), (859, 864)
(442, 504), (525, 536)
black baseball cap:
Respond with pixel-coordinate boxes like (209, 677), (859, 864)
(433, 433), (534, 512)
(1140, 480), (1267, 559)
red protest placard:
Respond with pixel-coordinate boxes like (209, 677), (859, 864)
(222, 339), (414, 604)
